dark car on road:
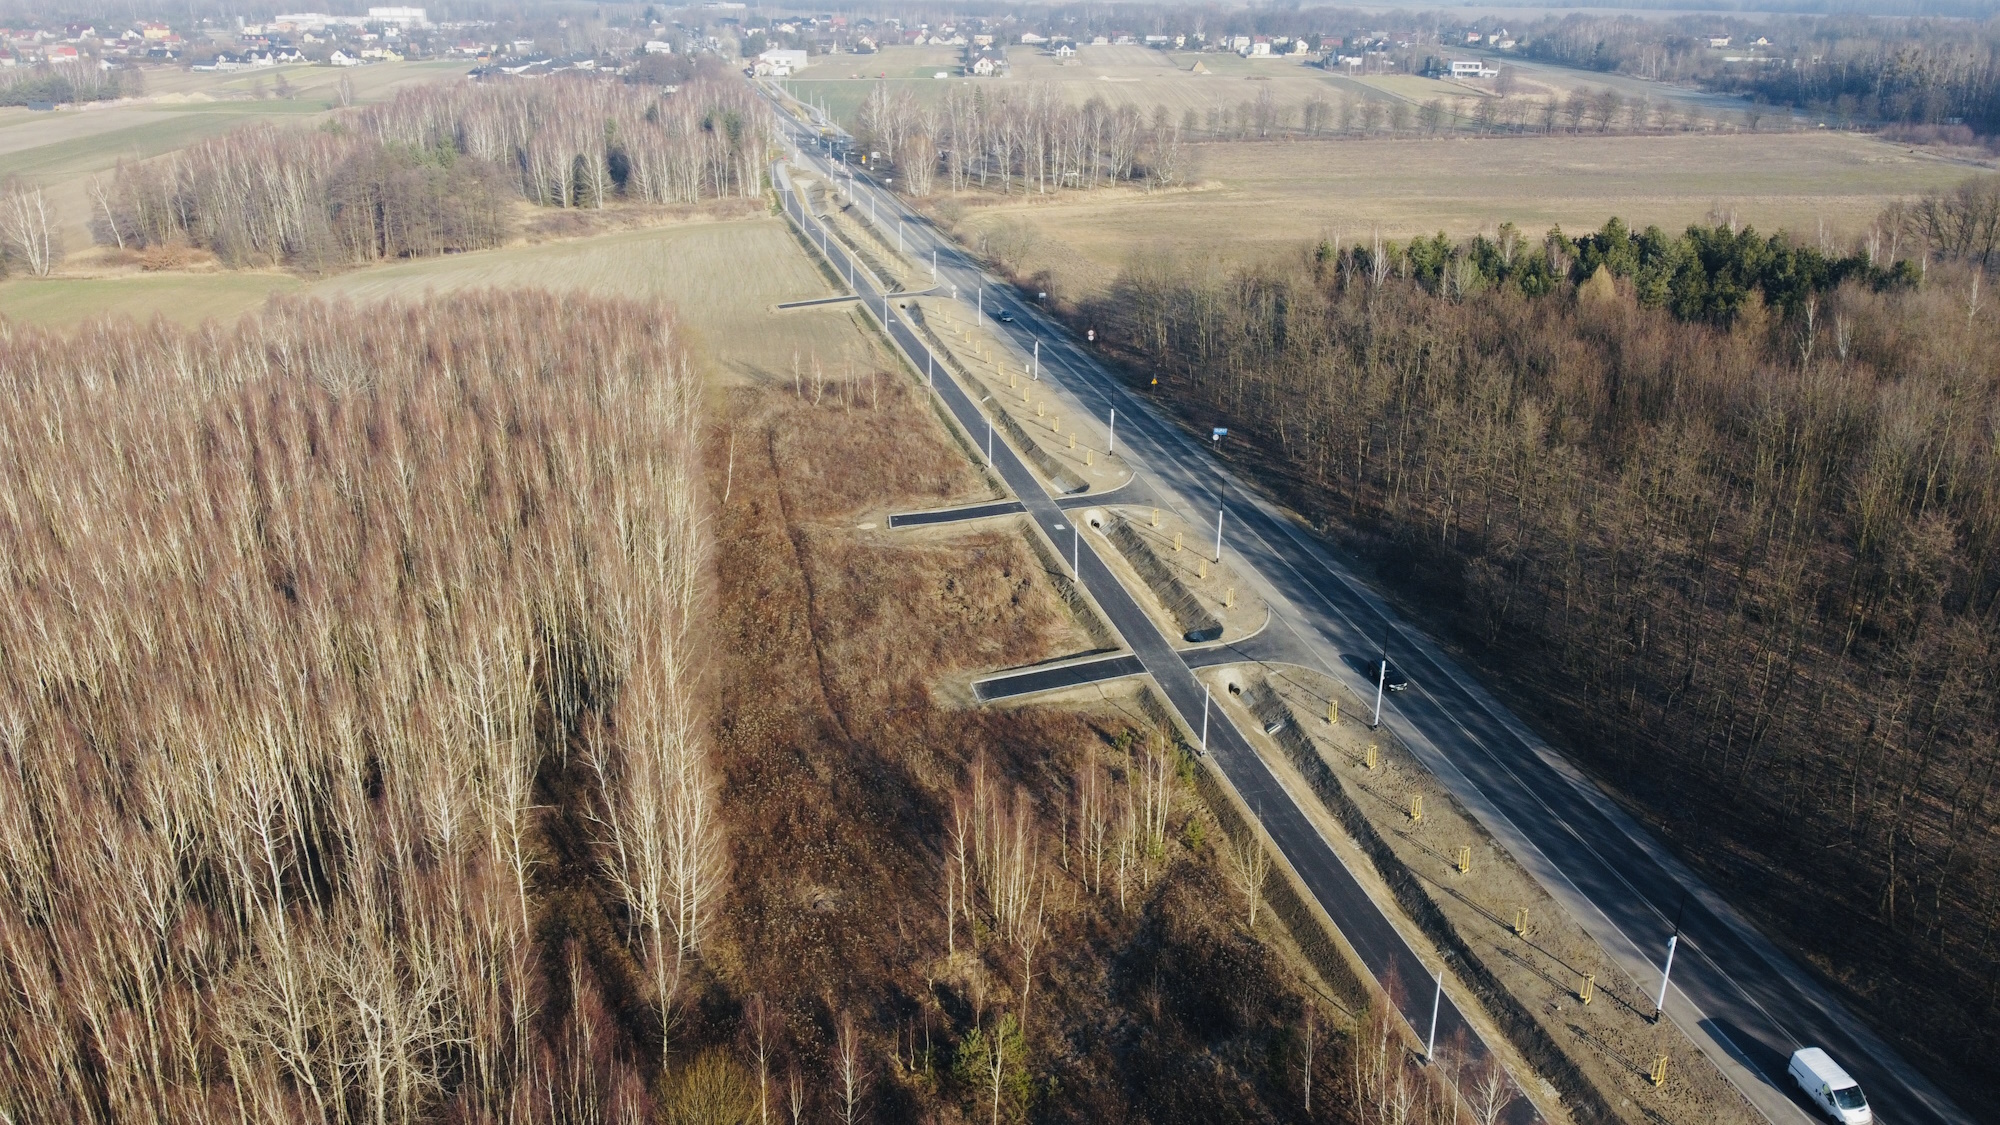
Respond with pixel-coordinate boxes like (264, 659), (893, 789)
(996, 309), (1015, 322)
(1342, 653), (1410, 692)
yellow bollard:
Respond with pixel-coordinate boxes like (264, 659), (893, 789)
(1010, 373), (1017, 388)
(1456, 846), (1471, 875)
(1068, 433), (1075, 449)
(1580, 973), (1596, 1005)
(1225, 587), (1234, 608)
(1650, 1056), (1669, 1087)
(1151, 508), (1160, 528)
(1197, 559), (1208, 579)
(1409, 794), (1423, 824)
(1328, 699), (1339, 725)
(1513, 907), (1531, 937)
(1085, 450), (1093, 465)
(1037, 402), (1045, 417)
(1174, 532), (1182, 552)
(1365, 744), (1378, 770)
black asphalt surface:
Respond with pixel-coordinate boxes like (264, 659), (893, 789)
(768, 104), (1971, 1125)
(773, 155), (1544, 1125)
(973, 654), (1146, 702)
(888, 500), (1026, 528)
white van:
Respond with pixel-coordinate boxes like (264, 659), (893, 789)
(1789, 1047), (1873, 1124)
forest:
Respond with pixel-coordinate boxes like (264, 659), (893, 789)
(0, 284), (1510, 1124)
(1513, 11), (2000, 135)
(0, 292), (716, 1122)
(1078, 202), (2000, 1105)
(101, 73), (770, 268)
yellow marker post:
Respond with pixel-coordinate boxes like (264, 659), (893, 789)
(1068, 433), (1075, 449)
(1580, 973), (1596, 1005)
(1225, 587), (1235, 608)
(1328, 699), (1339, 725)
(1197, 559), (1208, 579)
(1650, 1056), (1669, 1087)
(1365, 744), (1378, 770)
(1085, 450), (1093, 465)
(1174, 532), (1182, 552)
(1513, 907), (1531, 937)
(1409, 794), (1423, 824)
(1151, 508), (1160, 528)
(1456, 846), (1471, 875)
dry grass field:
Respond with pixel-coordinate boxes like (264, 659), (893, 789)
(945, 130), (1979, 300)
(0, 215), (889, 385)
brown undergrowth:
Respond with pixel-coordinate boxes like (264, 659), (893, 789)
(689, 370), (1404, 1123)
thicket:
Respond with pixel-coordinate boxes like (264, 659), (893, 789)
(103, 74), (770, 268)
(0, 291), (718, 1123)
(1083, 219), (2000, 1104)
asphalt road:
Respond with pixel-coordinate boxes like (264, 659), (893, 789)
(772, 151), (1545, 1125)
(974, 653), (1146, 702)
(767, 106), (1974, 1125)
(887, 499), (1025, 527)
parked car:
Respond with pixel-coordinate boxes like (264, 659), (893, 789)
(1342, 653), (1410, 692)
(1789, 1048), (1872, 1124)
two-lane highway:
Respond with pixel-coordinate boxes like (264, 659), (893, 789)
(766, 93), (1970, 1125)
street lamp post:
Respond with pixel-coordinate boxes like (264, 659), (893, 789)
(1654, 934), (1679, 1021)
(1032, 339), (1039, 380)
(1426, 972), (1443, 1061)
(1201, 685), (1210, 756)
(1213, 507), (1224, 563)
(1107, 408), (1116, 453)
(1372, 656), (1387, 728)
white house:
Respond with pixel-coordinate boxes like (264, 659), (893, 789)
(756, 47), (808, 74)
(327, 48), (360, 65)
(1448, 58), (1497, 78)
(1051, 41), (1074, 58)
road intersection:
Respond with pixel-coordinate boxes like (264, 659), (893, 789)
(764, 90), (1969, 1125)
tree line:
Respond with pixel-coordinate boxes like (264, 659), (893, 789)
(853, 81), (1192, 197)
(102, 73), (771, 268)
(0, 291), (717, 1123)
(1362, 215), (1918, 323)
(850, 79), (1798, 205)
(1082, 216), (2000, 1103)
(0, 59), (142, 107)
